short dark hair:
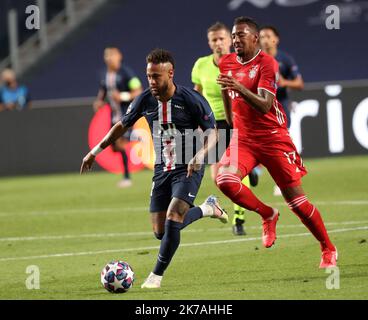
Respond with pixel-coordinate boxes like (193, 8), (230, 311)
(260, 25), (280, 38)
(207, 21), (230, 34)
(234, 16), (260, 33)
(146, 48), (175, 69)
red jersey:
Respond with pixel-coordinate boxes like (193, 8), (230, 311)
(219, 50), (287, 139)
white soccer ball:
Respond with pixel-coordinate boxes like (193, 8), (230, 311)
(100, 260), (135, 293)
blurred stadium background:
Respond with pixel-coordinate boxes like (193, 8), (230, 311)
(0, 0), (367, 176)
(0, 0), (367, 300)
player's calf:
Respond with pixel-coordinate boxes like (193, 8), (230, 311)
(154, 232), (164, 240)
(216, 172), (274, 220)
(287, 195), (336, 252)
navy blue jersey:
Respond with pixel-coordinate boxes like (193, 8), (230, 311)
(122, 85), (216, 173)
(275, 50), (300, 106)
(100, 65), (141, 124)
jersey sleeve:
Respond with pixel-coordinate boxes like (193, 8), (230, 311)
(191, 59), (201, 85)
(122, 66), (142, 91)
(287, 55), (301, 80)
(121, 94), (144, 127)
(99, 77), (107, 99)
(188, 91), (216, 131)
(258, 57), (279, 96)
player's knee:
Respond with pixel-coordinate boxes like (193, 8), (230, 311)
(154, 232), (164, 240)
(166, 211), (183, 222)
(216, 173), (242, 197)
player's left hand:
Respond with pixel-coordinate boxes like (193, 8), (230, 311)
(187, 156), (203, 177)
(80, 153), (96, 174)
(217, 74), (245, 93)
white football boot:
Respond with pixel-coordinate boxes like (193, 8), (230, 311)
(141, 272), (162, 289)
(201, 195), (229, 224)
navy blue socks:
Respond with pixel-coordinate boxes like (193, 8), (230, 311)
(181, 206), (203, 229)
(153, 220), (182, 276)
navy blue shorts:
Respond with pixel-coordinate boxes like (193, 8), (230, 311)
(149, 166), (205, 212)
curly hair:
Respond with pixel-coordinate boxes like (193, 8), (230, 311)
(146, 48), (175, 68)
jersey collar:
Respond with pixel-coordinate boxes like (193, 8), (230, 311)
(236, 49), (261, 65)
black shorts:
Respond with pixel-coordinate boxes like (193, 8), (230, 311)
(216, 120), (232, 162)
(149, 166), (205, 212)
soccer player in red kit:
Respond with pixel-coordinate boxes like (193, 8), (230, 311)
(216, 16), (337, 268)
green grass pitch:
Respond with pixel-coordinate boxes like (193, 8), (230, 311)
(0, 155), (367, 300)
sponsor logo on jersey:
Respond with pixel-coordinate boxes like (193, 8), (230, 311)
(173, 104), (185, 110)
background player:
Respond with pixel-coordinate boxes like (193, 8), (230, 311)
(93, 47), (143, 188)
(192, 22), (258, 236)
(216, 17), (337, 268)
(259, 26), (304, 196)
(81, 49), (228, 289)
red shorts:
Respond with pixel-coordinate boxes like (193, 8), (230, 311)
(219, 129), (307, 189)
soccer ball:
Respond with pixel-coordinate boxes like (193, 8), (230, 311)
(100, 260), (135, 293)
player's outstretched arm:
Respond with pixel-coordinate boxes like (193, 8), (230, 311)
(187, 127), (218, 177)
(80, 122), (128, 174)
(279, 74), (304, 90)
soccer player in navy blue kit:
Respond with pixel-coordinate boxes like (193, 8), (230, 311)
(259, 26), (304, 128)
(81, 49), (228, 288)
(259, 26), (304, 196)
(93, 47), (143, 188)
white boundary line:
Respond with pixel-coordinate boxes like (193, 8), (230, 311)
(0, 220), (367, 242)
(0, 200), (367, 217)
(0, 226), (366, 262)
(0, 207), (148, 217)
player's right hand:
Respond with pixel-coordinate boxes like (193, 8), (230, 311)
(80, 153), (96, 174)
(187, 155), (203, 178)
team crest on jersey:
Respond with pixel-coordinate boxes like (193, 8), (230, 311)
(249, 64), (259, 79)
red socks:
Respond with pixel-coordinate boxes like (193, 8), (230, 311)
(287, 195), (335, 251)
(216, 172), (334, 251)
(216, 173), (273, 220)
